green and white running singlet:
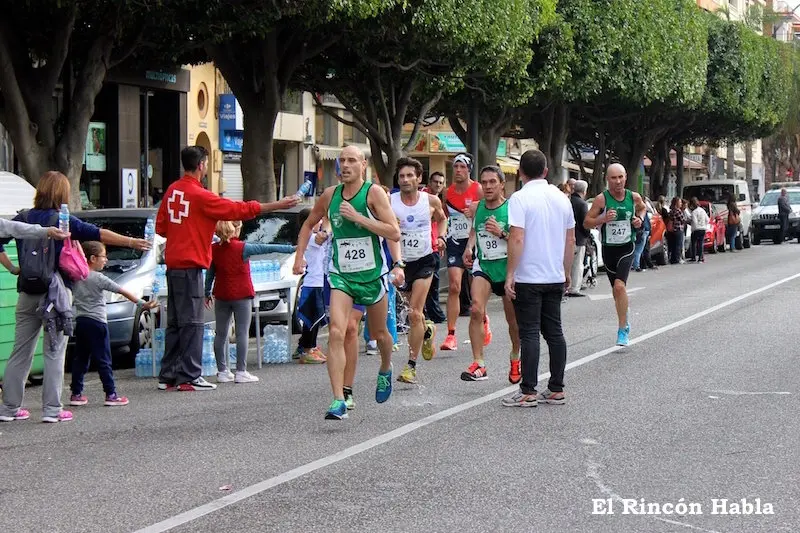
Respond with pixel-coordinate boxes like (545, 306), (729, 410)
(473, 199), (509, 283)
(328, 182), (389, 305)
(601, 189), (635, 246)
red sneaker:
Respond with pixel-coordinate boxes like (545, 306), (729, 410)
(460, 361), (488, 381)
(440, 334), (457, 351)
(508, 360), (521, 384)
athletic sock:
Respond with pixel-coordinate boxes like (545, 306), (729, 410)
(477, 359), (485, 367)
(448, 329), (455, 336)
(509, 351), (520, 361)
(407, 359), (417, 369)
(343, 386), (353, 396)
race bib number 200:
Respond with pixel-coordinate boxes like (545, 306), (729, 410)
(448, 212), (470, 241)
(336, 237), (376, 273)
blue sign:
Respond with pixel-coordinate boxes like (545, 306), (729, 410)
(219, 94), (243, 152)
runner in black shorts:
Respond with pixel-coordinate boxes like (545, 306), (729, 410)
(584, 163), (647, 347)
(602, 241), (635, 286)
(473, 271), (505, 297)
(391, 157), (447, 384)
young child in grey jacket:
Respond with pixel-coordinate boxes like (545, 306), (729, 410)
(69, 241), (158, 407)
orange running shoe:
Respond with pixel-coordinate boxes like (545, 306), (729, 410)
(440, 334), (457, 351)
(508, 359), (521, 384)
(483, 315), (492, 346)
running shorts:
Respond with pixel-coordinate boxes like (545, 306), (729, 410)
(328, 273), (387, 307)
(602, 242), (635, 286)
(399, 253), (436, 292)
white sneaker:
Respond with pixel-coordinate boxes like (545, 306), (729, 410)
(234, 371), (260, 383)
(217, 370), (235, 383)
(365, 340), (378, 356)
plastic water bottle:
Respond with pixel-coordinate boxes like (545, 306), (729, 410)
(152, 278), (160, 299)
(144, 217), (155, 244)
(202, 326), (215, 376)
(295, 179), (313, 199)
(262, 325), (273, 363)
(58, 204), (70, 234)
(269, 260), (277, 281)
(153, 328), (165, 361)
(229, 344), (237, 367)
(277, 325), (290, 363)
(135, 349), (152, 377)
(156, 265), (167, 291)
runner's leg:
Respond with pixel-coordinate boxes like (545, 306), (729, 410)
(613, 279), (628, 329)
(344, 308), (363, 388)
(327, 290), (353, 400)
(366, 295), (392, 374)
(445, 266), (463, 333)
(407, 277), (433, 362)
(468, 276), (491, 364)
(503, 294), (520, 357)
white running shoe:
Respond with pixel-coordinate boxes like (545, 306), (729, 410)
(234, 371), (260, 383)
(217, 370), (235, 383)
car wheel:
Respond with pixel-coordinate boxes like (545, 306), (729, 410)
(735, 234), (743, 250)
(709, 241), (717, 254)
(130, 306), (155, 354)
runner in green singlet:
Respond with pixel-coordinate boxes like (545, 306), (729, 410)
(294, 146), (405, 420)
(461, 166), (521, 384)
(584, 163), (647, 347)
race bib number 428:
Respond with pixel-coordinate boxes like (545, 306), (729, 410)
(336, 237), (376, 273)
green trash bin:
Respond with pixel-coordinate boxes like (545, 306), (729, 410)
(0, 242), (45, 383)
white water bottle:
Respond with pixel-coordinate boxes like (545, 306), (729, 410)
(59, 204), (70, 234)
(295, 179), (313, 199)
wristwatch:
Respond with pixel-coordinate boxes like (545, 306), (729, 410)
(392, 260), (407, 269)
(499, 231), (508, 240)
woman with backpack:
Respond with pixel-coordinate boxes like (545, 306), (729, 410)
(0, 171), (150, 424)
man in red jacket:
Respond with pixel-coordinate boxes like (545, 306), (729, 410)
(155, 145), (298, 391)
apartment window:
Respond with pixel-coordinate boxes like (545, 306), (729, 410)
(280, 90), (302, 115)
(342, 111), (367, 144)
(314, 107), (338, 145)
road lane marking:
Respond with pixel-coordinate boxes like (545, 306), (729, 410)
(134, 271), (800, 533)
(586, 286), (645, 301)
(705, 390), (791, 396)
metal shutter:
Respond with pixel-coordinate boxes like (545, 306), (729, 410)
(222, 161), (243, 201)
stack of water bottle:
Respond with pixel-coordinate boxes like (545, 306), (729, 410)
(201, 326), (217, 376)
(262, 324), (291, 363)
(135, 348), (153, 377)
(250, 259), (282, 284)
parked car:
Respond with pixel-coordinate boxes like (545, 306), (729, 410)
(76, 209), (165, 355)
(749, 187), (800, 245)
(682, 179), (752, 249)
(699, 201), (727, 253)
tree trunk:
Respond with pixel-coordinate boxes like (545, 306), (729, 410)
(744, 141), (753, 197)
(590, 127), (607, 196)
(241, 106), (279, 201)
(726, 143), (736, 180)
(675, 145), (684, 199)
(530, 103), (569, 184)
(702, 147), (712, 179)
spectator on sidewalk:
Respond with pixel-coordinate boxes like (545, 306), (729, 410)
(726, 197), (740, 251)
(667, 197), (686, 265)
(633, 209), (651, 272)
(502, 149), (575, 408)
(778, 188), (792, 244)
(688, 198), (709, 263)
(294, 218), (330, 364)
(566, 180), (589, 297)
(155, 145), (298, 392)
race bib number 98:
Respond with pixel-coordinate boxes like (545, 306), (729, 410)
(336, 237), (376, 273)
(478, 231), (507, 260)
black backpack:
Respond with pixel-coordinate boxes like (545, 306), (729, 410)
(17, 210), (59, 294)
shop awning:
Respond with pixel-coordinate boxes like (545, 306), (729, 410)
(497, 156), (519, 175)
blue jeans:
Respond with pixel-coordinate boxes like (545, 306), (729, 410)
(633, 231), (649, 270)
(726, 224), (737, 250)
(71, 317), (115, 396)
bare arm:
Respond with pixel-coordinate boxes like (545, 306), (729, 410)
(292, 188), (333, 275)
(463, 227), (477, 268)
(99, 229), (150, 251)
(584, 194), (609, 229)
(429, 195), (447, 238)
(563, 228), (576, 283)
(0, 252), (19, 275)
(505, 226), (524, 298)
(344, 185), (400, 242)
(632, 193), (647, 228)
(259, 196), (300, 213)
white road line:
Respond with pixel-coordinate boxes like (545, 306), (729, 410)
(134, 271), (800, 533)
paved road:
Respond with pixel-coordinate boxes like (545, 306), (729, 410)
(1, 243), (799, 533)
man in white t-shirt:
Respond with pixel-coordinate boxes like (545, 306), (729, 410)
(502, 149), (576, 409)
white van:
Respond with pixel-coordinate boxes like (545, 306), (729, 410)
(682, 179), (752, 249)
(0, 172), (36, 218)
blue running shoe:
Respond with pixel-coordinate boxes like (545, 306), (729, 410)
(616, 328), (629, 347)
(325, 399), (348, 420)
(375, 364), (393, 403)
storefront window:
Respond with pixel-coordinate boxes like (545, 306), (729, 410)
(315, 107), (338, 145)
(343, 111), (366, 144)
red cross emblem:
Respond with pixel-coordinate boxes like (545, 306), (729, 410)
(167, 190), (190, 224)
